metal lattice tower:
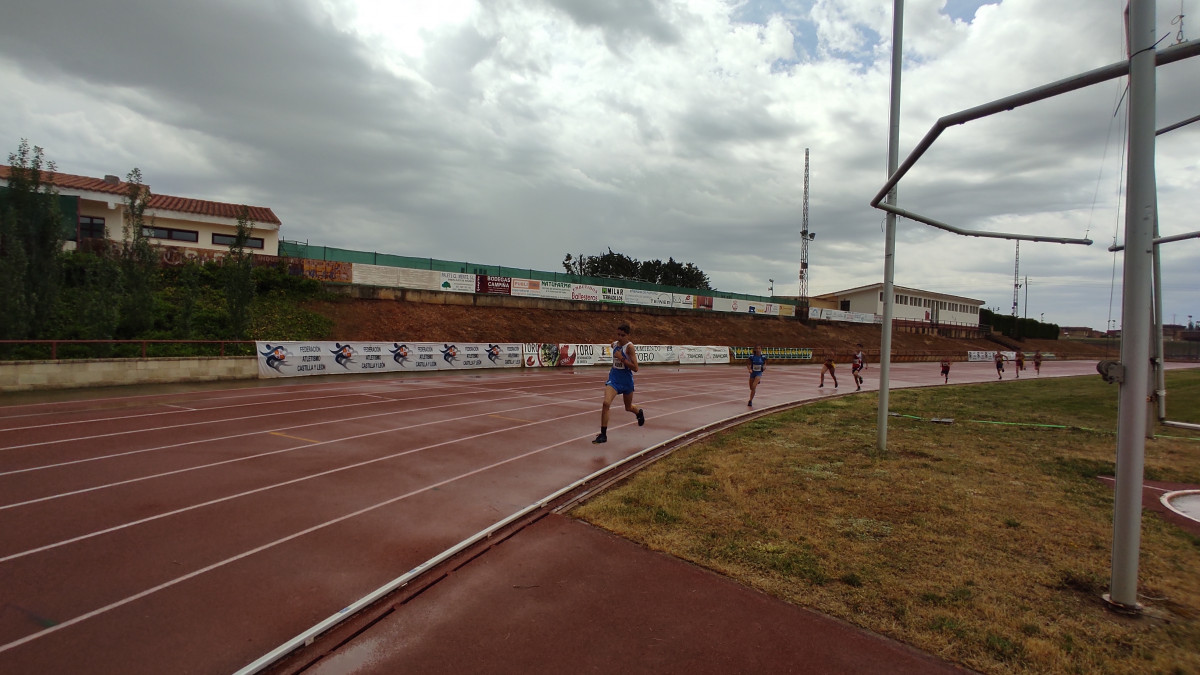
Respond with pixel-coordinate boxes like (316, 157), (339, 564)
(799, 148), (812, 308)
(1011, 240), (1020, 319)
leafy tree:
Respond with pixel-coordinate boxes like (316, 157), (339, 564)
(223, 206), (256, 339)
(116, 168), (159, 337)
(0, 140), (63, 338)
(562, 248), (712, 290)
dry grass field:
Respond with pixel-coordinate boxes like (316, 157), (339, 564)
(573, 370), (1200, 674)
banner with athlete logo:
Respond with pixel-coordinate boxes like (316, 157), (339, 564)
(256, 341), (523, 377)
(522, 343), (605, 367)
(679, 346), (730, 364)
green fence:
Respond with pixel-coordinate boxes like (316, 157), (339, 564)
(278, 241), (779, 303)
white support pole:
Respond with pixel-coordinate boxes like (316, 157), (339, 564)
(1107, 0), (1156, 612)
(877, 0), (904, 453)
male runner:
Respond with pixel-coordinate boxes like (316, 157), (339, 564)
(1015, 350), (1025, 377)
(940, 358), (951, 383)
(851, 343), (866, 391)
(994, 351), (1006, 380)
(1033, 350), (1043, 376)
(820, 352), (838, 388)
(593, 323), (645, 444)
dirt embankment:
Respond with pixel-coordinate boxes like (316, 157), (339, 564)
(304, 299), (1110, 361)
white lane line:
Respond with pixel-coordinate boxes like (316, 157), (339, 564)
(0, 391), (543, 476)
(0, 381), (727, 507)
(0, 385), (726, 553)
(0, 377), (721, 474)
(0, 393), (741, 655)
(0, 394), (594, 510)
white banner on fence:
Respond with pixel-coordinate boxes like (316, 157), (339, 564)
(705, 345), (731, 363)
(438, 272), (476, 293)
(522, 343), (606, 367)
(257, 341), (523, 377)
(968, 350), (1017, 362)
(352, 263), (400, 288)
(673, 293), (694, 309)
(570, 284), (601, 302)
(678, 345), (730, 364)
(601, 286), (626, 304)
(626, 288), (673, 308)
(398, 268), (441, 291)
(510, 278), (540, 298)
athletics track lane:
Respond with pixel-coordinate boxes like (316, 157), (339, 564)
(0, 360), (1189, 674)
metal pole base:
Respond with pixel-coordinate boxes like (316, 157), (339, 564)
(1102, 593), (1144, 615)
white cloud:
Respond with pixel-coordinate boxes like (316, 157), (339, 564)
(0, 0), (1196, 330)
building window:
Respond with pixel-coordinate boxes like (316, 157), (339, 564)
(79, 216), (106, 239)
(212, 233), (264, 249)
(143, 226), (199, 243)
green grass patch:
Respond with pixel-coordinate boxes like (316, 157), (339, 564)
(573, 369), (1200, 674)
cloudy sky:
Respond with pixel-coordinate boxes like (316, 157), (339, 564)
(2, 0), (1197, 330)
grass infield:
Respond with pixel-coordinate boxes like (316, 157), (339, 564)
(572, 369), (1200, 674)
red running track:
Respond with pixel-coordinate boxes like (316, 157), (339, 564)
(0, 359), (1188, 673)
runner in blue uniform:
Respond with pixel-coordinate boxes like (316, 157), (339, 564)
(593, 323), (645, 444)
(747, 345), (766, 406)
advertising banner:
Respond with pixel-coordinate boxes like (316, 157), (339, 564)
(539, 280), (574, 300)
(397, 268), (441, 290)
(256, 341), (523, 377)
(809, 307), (822, 319)
(730, 346), (814, 361)
(510, 278), (540, 298)
(673, 293), (694, 309)
(474, 275), (512, 295)
(694, 295), (713, 310)
(678, 346), (730, 364)
(778, 304), (796, 318)
(712, 297), (737, 313)
(352, 263), (401, 288)
(298, 260), (353, 283)
(438, 272), (476, 293)
(601, 286), (626, 304)
(705, 346), (731, 363)
(522, 343), (605, 367)
(570, 284), (601, 302)
(626, 288), (673, 308)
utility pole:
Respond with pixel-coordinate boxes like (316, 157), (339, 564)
(1024, 275), (1029, 320)
(799, 148), (815, 314)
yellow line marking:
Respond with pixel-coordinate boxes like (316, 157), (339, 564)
(489, 414), (533, 423)
(270, 432), (321, 443)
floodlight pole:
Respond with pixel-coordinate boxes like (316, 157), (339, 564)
(877, 0), (904, 453)
(1107, 0), (1156, 612)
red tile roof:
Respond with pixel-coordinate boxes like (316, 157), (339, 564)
(0, 165), (281, 225)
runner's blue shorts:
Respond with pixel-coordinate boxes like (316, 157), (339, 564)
(606, 368), (635, 394)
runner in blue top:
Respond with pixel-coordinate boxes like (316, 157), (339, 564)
(747, 345), (766, 406)
(593, 323), (645, 444)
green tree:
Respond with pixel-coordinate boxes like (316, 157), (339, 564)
(562, 248), (712, 290)
(223, 206), (256, 339)
(0, 140), (63, 338)
(116, 168), (159, 338)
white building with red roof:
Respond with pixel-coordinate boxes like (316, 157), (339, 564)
(0, 165), (281, 256)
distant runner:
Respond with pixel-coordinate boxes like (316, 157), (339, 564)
(1033, 350), (1043, 376)
(940, 358), (951, 383)
(747, 345), (767, 406)
(851, 343), (866, 391)
(820, 352), (838, 389)
(994, 352), (1006, 380)
(1015, 351), (1025, 378)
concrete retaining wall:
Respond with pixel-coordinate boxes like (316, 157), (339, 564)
(0, 356), (258, 393)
